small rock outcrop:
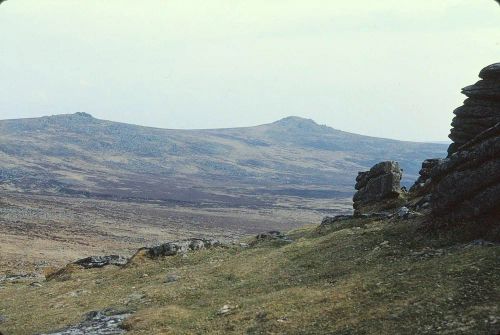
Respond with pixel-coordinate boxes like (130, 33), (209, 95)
(146, 238), (222, 258)
(320, 213), (390, 227)
(0, 273), (38, 283)
(74, 112), (93, 118)
(73, 255), (128, 269)
(448, 63), (500, 156)
(39, 309), (130, 335)
(251, 231), (293, 244)
(353, 161), (404, 215)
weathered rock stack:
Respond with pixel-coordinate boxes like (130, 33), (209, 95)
(428, 63), (500, 222)
(353, 161), (404, 215)
(448, 63), (500, 156)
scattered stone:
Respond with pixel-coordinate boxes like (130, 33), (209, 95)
(396, 206), (420, 219)
(465, 239), (497, 248)
(189, 239), (206, 250)
(353, 161), (404, 215)
(318, 213), (392, 233)
(0, 315), (6, 324)
(318, 215), (354, 233)
(252, 231), (293, 245)
(397, 207), (410, 218)
(277, 317), (289, 323)
(126, 293), (145, 302)
(217, 305), (234, 316)
(320, 215), (354, 225)
(0, 273), (37, 283)
(164, 274), (180, 283)
(29, 282), (43, 288)
(255, 311), (268, 322)
(73, 255), (128, 269)
(39, 309), (130, 335)
(121, 292), (146, 306)
(411, 247), (445, 260)
(68, 289), (89, 298)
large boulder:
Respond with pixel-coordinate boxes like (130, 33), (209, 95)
(448, 62), (500, 156)
(353, 161), (403, 215)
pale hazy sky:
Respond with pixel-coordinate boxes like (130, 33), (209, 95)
(0, 1), (499, 141)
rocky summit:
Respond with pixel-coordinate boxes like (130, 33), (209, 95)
(353, 161), (404, 215)
(448, 62), (500, 156)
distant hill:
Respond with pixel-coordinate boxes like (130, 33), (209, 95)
(0, 113), (447, 206)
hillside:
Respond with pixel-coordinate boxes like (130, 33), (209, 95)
(0, 113), (447, 206)
(1, 215), (498, 334)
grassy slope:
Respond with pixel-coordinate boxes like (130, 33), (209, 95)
(1, 216), (498, 335)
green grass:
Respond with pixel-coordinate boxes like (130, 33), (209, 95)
(0, 216), (499, 334)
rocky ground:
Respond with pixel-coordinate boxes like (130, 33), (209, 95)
(0, 213), (498, 335)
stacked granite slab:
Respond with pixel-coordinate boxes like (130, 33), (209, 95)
(353, 161), (403, 215)
(448, 63), (500, 156)
(429, 63), (500, 221)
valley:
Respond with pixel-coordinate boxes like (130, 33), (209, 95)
(0, 114), (446, 275)
(0, 191), (350, 275)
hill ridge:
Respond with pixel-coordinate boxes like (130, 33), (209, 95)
(0, 113), (447, 207)
(1, 112), (449, 145)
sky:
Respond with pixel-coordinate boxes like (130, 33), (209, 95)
(0, 1), (498, 141)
